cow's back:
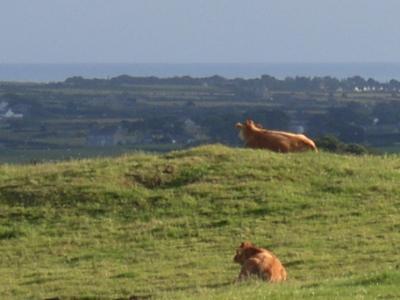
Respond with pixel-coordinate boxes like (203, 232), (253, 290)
(245, 130), (292, 152)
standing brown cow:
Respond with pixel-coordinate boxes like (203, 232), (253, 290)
(236, 119), (317, 153)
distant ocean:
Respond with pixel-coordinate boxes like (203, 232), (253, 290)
(1, 63), (400, 82)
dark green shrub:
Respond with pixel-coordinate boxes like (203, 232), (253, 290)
(316, 135), (371, 155)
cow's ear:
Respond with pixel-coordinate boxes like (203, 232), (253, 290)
(245, 119), (252, 125)
(235, 122), (243, 128)
(241, 241), (253, 248)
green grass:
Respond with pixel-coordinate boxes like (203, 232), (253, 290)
(0, 145), (399, 299)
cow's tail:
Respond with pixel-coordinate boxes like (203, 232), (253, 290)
(302, 138), (318, 152)
(311, 143), (318, 152)
(281, 267), (288, 281)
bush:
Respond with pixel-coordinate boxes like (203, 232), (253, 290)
(316, 135), (371, 155)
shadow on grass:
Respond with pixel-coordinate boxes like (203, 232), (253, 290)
(127, 165), (209, 190)
(44, 297), (112, 300)
(157, 280), (232, 293)
(22, 276), (65, 286)
(284, 259), (305, 268)
(42, 280), (232, 300)
(243, 207), (272, 217)
(115, 295), (153, 300)
(0, 227), (24, 240)
(45, 294), (153, 300)
(111, 271), (137, 279)
(336, 272), (400, 287)
(7, 210), (45, 223)
(201, 219), (231, 228)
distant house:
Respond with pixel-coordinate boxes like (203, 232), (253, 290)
(255, 86), (273, 100)
(182, 118), (208, 142)
(86, 126), (126, 147)
(0, 101), (8, 112)
(0, 102), (24, 119)
(336, 87), (344, 93)
(4, 109), (23, 119)
(149, 130), (177, 144)
(288, 121), (307, 134)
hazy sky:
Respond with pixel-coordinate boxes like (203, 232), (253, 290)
(1, 0), (400, 63)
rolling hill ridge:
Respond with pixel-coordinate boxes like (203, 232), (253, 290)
(0, 145), (399, 299)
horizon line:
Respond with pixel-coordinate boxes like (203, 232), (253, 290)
(2, 61), (400, 65)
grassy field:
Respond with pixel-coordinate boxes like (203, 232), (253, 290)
(0, 145), (399, 299)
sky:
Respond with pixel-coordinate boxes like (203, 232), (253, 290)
(1, 0), (400, 64)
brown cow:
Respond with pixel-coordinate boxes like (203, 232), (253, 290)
(236, 119), (317, 153)
(233, 241), (287, 283)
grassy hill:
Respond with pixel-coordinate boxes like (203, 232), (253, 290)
(0, 145), (399, 299)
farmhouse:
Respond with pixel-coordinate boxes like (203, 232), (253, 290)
(86, 126), (126, 147)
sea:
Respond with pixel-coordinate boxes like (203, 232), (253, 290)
(1, 63), (400, 82)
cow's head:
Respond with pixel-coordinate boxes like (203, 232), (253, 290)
(233, 241), (259, 264)
(236, 119), (260, 140)
(235, 122), (244, 129)
(236, 119), (257, 129)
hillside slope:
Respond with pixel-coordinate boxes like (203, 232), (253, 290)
(0, 145), (399, 299)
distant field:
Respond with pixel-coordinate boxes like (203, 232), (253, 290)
(0, 145), (399, 299)
(0, 145), (182, 164)
(374, 145), (400, 154)
(2, 77), (400, 156)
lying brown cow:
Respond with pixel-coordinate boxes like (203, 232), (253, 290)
(236, 119), (318, 153)
(233, 241), (287, 283)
